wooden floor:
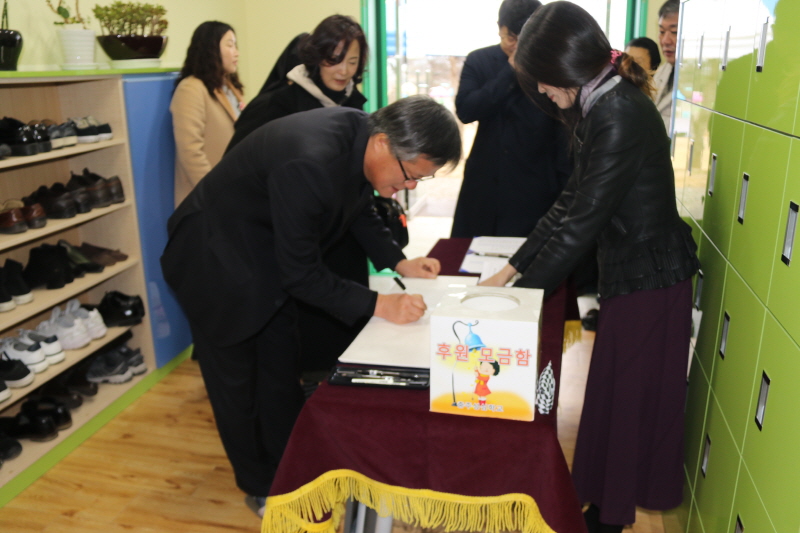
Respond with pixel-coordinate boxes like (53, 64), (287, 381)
(0, 331), (667, 533)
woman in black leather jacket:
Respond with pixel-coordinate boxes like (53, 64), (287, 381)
(482, 2), (700, 531)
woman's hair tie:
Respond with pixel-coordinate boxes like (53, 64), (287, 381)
(610, 49), (623, 65)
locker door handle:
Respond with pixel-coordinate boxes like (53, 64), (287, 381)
(734, 515), (744, 533)
(694, 270), (704, 309)
(738, 173), (749, 224)
(708, 153), (717, 196)
(719, 311), (730, 359)
(688, 139), (695, 176)
(756, 18), (769, 72)
(701, 434), (711, 477)
(721, 26), (731, 70)
(697, 34), (704, 68)
(755, 371), (770, 430)
(781, 201), (798, 265)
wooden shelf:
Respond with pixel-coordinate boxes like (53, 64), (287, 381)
(0, 366), (150, 485)
(0, 202), (131, 254)
(1, 326), (133, 406)
(0, 257), (139, 333)
(0, 139), (127, 171)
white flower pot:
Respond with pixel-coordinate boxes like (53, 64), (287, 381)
(57, 25), (97, 69)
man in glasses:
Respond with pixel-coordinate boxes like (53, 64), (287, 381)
(161, 95), (461, 516)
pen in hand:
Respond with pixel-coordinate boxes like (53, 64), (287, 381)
(393, 276), (407, 291)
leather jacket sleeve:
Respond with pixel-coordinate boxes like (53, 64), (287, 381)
(510, 88), (653, 293)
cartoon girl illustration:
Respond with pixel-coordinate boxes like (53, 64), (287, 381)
(474, 359), (500, 406)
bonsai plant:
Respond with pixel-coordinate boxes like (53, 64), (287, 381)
(45, 0), (89, 28)
(92, 1), (168, 61)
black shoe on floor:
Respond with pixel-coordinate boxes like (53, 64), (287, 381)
(21, 398), (72, 430)
(96, 291), (145, 327)
(0, 432), (22, 461)
(581, 309), (598, 332)
(0, 117), (40, 156)
(0, 412), (58, 442)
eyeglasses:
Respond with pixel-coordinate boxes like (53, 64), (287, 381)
(397, 157), (435, 182)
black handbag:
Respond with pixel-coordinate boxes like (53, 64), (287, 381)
(373, 196), (409, 249)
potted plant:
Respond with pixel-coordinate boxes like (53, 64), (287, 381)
(92, 1), (167, 62)
(45, 0), (97, 69)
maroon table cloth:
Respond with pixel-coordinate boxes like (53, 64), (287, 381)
(263, 238), (586, 533)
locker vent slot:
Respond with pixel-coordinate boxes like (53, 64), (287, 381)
(688, 139), (695, 176)
(722, 27), (731, 70)
(734, 515), (744, 533)
(756, 18), (769, 72)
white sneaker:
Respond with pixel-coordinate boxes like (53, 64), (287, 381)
(1, 337), (48, 373)
(18, 329), (65, 365)
(64, 299), (107, 340)
(36, 306), (92, 350)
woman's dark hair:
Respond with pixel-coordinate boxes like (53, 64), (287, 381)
(368, 95), (461, 169)
(627, 36), (661, 70)
(498, 0), (542, 36)
(515, 1), (652, 129)
(176, 21), (243, 97)
(298, 15), (368, 85)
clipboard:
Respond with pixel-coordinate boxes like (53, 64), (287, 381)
(328, 363), (429, 389)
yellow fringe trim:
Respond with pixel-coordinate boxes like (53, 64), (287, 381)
(563, 320), (582, 352)
(262, 469), (557, 533)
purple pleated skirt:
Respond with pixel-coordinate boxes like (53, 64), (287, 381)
(571, 278), (693, 526)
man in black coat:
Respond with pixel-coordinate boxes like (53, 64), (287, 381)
(451, 0), (571, 239)
(160, 96), (461, 515)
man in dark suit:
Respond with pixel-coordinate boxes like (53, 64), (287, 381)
(451, 0), (571, 239)
(160, 95), (461, 516)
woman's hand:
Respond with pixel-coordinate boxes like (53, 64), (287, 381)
(395, 257), (440, 279)
(478, 263), (518, 287)
(374, 293), (427, 324)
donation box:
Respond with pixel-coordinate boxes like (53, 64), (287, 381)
(429, 286), (544, 421)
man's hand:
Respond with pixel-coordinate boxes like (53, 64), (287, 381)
(478, 263), (518, 287)
(395, 257), (440, 279)
(374, 293), (427, 324)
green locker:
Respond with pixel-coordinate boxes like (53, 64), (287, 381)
(728, 124), (789, 302)
(710, 265), (764, 451)
(729, 465), (777, 533)
(689, 0), (724, 110)
(673, 99), (693, 207)
(693, 395), (741, 533)
(685, 355), (712, 491)
(767, 138), (800, 343)
(741, 313), (800, 533)
(674, 475), (695, 533)
(700, 113), (744, 258)
(684, 104), (712, 225)
(745, 0), (800, 136)
(694, 233), (727, 375)
(713, 0), (757, 118)
(688, 500), (706, 533)
(677, 0), (700, 102)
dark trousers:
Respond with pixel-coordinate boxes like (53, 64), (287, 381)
(192, 301), (305, 497)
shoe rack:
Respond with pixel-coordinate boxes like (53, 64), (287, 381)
(0, 75), (155, 489)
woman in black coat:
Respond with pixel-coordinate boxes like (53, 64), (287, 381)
(482, 2), (700, 531)
(226, 15), (370, 375)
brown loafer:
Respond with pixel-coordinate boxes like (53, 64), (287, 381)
(0, 204), (27, 234)
(5, 199), (46, 229)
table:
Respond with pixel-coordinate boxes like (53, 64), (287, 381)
(262, 239), (585, 533)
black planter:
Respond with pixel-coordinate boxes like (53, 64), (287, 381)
(97, 35), (167, 61)
(0, 28), (22, 71)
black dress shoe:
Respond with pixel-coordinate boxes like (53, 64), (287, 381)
(51, 182), (92, 214)
(83, 168), (125, 204)
(26, 185), (77, 219)
(21, 398), (72, 430)
(96, 291), (145, 327)
(0, 412), (58, 442)
(0, 432), (22, 461)
(29, 386), (83, 410)
(23, 244), (74, 290)
(0, 117), (40, 156)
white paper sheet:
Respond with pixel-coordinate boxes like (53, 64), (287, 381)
(337, 276), (478, 369)
(459, 236), (526, 274)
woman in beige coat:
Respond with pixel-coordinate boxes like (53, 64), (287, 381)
(171, 21), (244, 207)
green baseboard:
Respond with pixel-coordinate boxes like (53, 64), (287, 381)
(0, 345), (193, 508)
